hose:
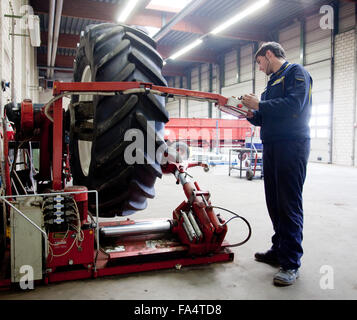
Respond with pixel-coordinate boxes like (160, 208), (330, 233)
(209, 205), (252, 247)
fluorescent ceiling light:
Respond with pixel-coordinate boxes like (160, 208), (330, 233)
(144, 26), (160, 37)
(169, 39), (203, 60)
(117, 0), (140, 23)
(210, 0), (270, 35)
(146, 0), (192, 13)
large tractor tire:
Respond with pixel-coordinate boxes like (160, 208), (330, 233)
(69, 23), (169, 217)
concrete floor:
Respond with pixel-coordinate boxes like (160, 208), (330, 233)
(1, 162), (357, 300)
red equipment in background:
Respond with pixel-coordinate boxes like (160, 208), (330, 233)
(164, 118), (252, 149)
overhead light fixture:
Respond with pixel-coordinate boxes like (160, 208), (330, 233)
(117, 0), (140, 23)
(146, 0), (192, 13)
(169, 39), (203, 60)
(210, 0), (270, 35)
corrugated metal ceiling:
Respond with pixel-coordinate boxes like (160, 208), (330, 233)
(36, 0), (336, 73)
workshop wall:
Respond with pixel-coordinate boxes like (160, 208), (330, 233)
(0, 0), (39, 108)
(333, 1), (357, 167)
(333, 28), (356, 166)
(166, 1), (357, 167)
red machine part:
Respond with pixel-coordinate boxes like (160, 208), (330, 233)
(46, 187), (94, 273)
(64, 186), (89, 224)
(162, 161), (228, 255)
(46, 229), (95, 271)
(2, 116), (12, 198)
(0, 81), (241, 288)
(20, 99), (34, 135)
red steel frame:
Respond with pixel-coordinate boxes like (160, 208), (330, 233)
(51, 81), (247, 190)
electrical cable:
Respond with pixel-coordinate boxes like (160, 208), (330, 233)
(209, 205), (252, 247)
(46, 197), (84, 260)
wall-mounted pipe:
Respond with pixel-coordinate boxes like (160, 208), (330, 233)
(50, 0), (63, 79)
(47, 0), (56, 79)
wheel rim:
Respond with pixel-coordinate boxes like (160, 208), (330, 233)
(78, 65), (93, 177)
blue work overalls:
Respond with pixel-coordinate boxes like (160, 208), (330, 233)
(248, 61), (313, 270)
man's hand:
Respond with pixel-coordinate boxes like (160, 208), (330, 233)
(246, 110), (255, 119)
(242, 93), (260, 111)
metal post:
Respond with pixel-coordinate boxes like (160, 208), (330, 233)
(219, 55), (225, 118)
(237, 46), (241, 84)
(252, 42), (258, 94)
(300, 20), (305, 65)
(186, 69), (191, 117)
(52, 97), (63, 190)
(208, 63), (213, 118)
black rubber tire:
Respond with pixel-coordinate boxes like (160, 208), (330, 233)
(238, 152), (248, 161)
(246, 169), (254, 181)
(69, 23), (169, 217)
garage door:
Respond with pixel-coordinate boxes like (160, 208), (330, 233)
(304, 14), (332, 163)
(279, 15), (332, 163)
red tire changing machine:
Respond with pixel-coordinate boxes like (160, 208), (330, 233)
(0, 82), (251, 288)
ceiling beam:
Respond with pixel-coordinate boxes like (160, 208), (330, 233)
(38, 32), (218, 64)
(37, 53), (186, 77)
(31, 0), (267, 42)
(162, 65), (186, 77)
(41, 32), (79, 48)
(31, 0), (116, 21)
(158, 45), (218, 64)
(38, 53), (75, 69)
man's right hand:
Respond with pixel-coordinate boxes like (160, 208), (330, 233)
(246, 110), (255, 119)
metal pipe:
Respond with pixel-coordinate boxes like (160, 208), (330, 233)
(182, 221), (193, 242)
(38, 65), (74, 72)
(153, 0), (207, 41)
(11, 8), (15, 101)
(100, 220), (172, 237)
(352, 23), (357, 167)
(50, 0), (63, 79)
(181, 211), (197, 240)
(47, 0), (56, 79)
(188, 211), (202, 239)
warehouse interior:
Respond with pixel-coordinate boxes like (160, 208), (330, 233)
(0, 0), (356, 301)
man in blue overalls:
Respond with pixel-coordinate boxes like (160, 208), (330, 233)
(242, 42), (312, 286)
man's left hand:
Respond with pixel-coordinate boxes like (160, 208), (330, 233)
(242, 94), (260, 110)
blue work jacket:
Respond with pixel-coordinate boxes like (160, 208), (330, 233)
(248, 61), (313, 143)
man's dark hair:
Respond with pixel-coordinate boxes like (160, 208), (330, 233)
(255, 42), (286, 60)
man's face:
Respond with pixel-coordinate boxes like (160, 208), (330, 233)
(256, 55), (272, 76)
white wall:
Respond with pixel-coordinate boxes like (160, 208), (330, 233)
(165, 2), (357, 167)
(0, 0), (39, 108)
(332, 29), (356, 166)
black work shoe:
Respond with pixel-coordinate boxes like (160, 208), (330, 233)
(254, 250), (280, 267)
